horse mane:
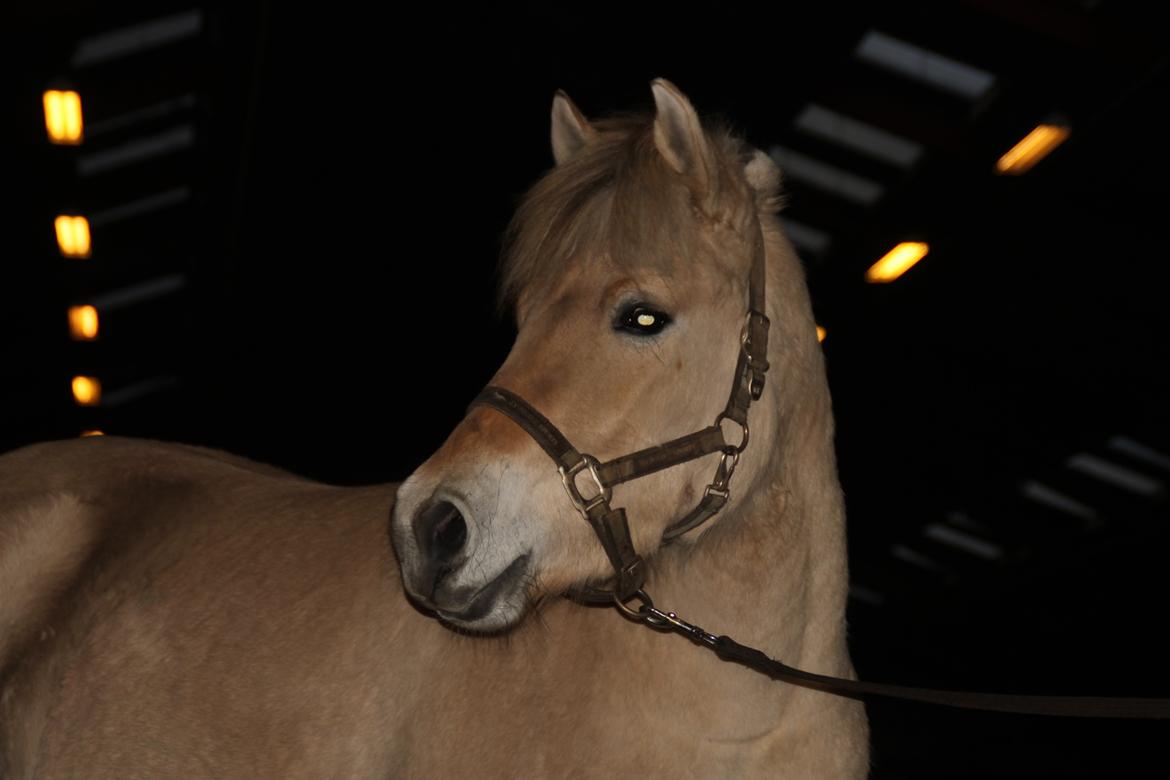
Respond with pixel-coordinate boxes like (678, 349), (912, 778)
(497, 113), (783, 313)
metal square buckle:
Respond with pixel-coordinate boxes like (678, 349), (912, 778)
(559, 454), (612, 515)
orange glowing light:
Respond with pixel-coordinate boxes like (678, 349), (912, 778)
(866, 242), (929, 283)
(68, 305), (99, 340)
(816, 326), (827, 343)
(55, 215), (92, 258)
(43, 89), (84, 144)
(71, 375), (101, 406)
(80, 429), (104, 437)
(995, 124), (1070, 175)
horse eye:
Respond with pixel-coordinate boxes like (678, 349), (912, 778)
(616, 304), (671, 336)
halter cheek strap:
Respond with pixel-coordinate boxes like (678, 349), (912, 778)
(471, 225), (770, 601)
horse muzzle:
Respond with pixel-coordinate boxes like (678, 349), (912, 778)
(393, 493), (533, 630)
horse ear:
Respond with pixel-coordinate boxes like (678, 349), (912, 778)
(551, 90), (595, 165)
(744, 148), (784, 212)
(651, 78), (713, 190)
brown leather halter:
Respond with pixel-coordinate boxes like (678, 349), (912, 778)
(472, 224), (769, 602)
(470, 220), (1170, 720)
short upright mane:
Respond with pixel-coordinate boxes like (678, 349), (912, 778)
(498, 114), (778, 312)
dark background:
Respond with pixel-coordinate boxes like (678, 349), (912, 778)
(3, 2), (1169, 775)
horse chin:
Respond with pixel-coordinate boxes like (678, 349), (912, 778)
(429, 553), (533, 634)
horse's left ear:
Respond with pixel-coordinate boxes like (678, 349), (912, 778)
(551, 90), (596, 166)
(651, 78), (715, 193)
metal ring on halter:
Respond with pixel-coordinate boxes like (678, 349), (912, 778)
(613, 588), (655, 621)
(714, 413), (749, 454)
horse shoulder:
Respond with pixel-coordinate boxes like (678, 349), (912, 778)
(0, 489), (95, 667)
(0, 437), (415, 776)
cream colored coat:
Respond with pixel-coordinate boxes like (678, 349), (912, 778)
(0, 80), (868, 778)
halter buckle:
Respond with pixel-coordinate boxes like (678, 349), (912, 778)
(559, 454), (612, 515)
(742, 310), (770, 400)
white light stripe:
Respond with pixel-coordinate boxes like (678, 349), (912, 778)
(86, 94), (197, 138)
(102, 376), (180, 408)
(794, 104), (923, 168)
(780, 218), (832, 254)
(89, 188), (190, 227)
(855, 30), (996, 100)
(78, 125), (194, 177)
(1066, 454), (1163, 496)
(1108, 436), (1170, 473)
(1020, 481), (1097, 520)
(88, 274), (187, 312)
(923, 522), (1003, 560)
(848, 584), (886, 606)
(71, 10), (203, 67)
(890, 544), (948, 574)
(769, 145), (884, 205)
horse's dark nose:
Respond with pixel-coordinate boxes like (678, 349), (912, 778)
(414, 500), (468, 570)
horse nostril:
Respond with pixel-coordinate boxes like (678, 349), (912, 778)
(433, 508), (467, 559)
(415, 500), (467, 565)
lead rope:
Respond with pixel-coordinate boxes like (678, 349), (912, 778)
(615, 590), (1170, 719)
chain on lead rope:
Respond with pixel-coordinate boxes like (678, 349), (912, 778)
(612, 589), (721, 648)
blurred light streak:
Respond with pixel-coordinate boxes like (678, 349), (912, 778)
(866, 242), (929, 283)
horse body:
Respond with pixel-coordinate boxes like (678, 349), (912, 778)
(1, 437), (862, 778)
(0, 81), (868, 777)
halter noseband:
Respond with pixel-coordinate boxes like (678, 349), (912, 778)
(471, 225), (770, 602)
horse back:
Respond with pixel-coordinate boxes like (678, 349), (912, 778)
(0, 438), (298, 657)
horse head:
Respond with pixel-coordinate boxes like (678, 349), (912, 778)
(390, 79), (814, 632)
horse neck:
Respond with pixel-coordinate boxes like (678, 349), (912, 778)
(648, 246), (852, 673)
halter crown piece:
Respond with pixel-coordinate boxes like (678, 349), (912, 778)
(472, 222), (769, 603)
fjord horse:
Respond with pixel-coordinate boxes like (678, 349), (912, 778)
(0, 80), (868, 777)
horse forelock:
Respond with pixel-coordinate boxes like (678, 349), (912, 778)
(497, 113), (772, 316)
